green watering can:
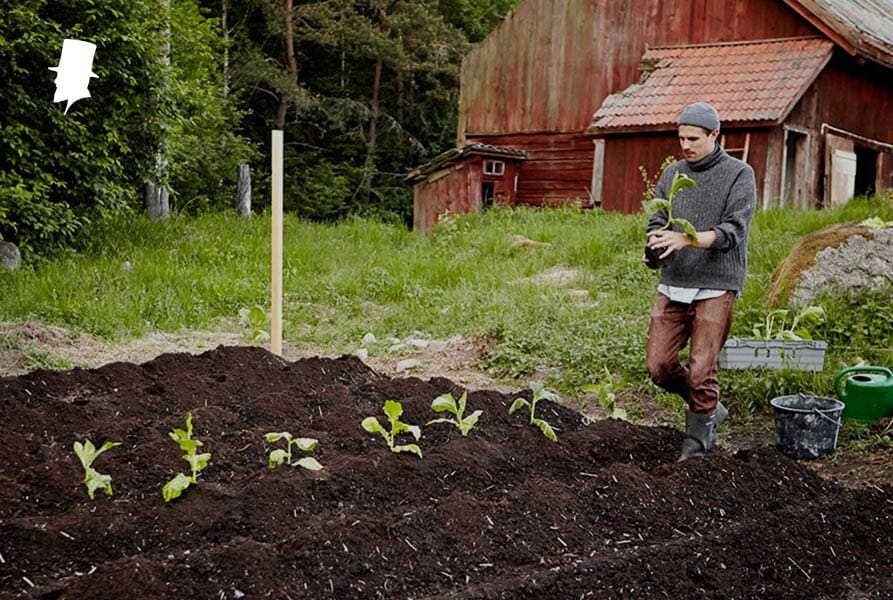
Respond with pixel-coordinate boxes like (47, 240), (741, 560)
(834, 366), (893, 423)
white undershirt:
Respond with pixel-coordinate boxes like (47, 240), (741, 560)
(658, 284), (727, 304)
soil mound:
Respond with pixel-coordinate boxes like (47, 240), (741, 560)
(2, 346), (892, 599)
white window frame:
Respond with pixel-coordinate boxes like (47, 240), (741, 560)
(483, 160), (505, 176)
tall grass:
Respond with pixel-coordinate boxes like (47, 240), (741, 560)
(1, 195), (891, 413)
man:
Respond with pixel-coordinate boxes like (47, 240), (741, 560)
(644, 102), (757, 461)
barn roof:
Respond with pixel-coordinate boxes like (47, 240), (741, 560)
(587, 37), (834, 134)
(784, 0), (893, 68)
(405, 143), (526, 183)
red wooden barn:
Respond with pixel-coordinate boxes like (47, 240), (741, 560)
(408, 0), (893, 232)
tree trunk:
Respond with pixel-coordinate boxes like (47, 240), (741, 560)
(145, 0), (171, 220)
(368, 56), (382, 156)
(275, 0), (297, 129)
(222, 0), (229, 96)
(144, 182), (170, 221)
(236, 163), (251, 216)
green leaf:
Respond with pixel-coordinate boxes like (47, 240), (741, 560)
(295, 438), (319, 452)
(383, 400), (404, 422)
(188, 452), (211, 475)
(393, 444), (423, 458)
(163, 472), (192, 502)
(294, 457), (324, 471)
(534, 419), (558, 442)
(268, 448), (289, 469)
(362, 416), (385, 434)
(265, 432), (290, 443)
(508, 398), (529, 414)
(669, 172), (698, 198)
(675, 218), (698, 241)
(642, 198), (671, 215)
(431, 393), (458, 414)
(456, 391), (468, 414)
(460, 410), (482, 436)
(405, 424), (422, 441)
(84, 468), (113, 500)
(425, 417), (455, 427)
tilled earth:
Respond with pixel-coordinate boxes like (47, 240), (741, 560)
(2, 346), (892, 599)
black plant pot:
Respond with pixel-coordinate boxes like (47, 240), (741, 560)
(644, 244), (672, 270)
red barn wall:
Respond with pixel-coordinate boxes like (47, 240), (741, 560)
(470, 133), (593, 206)
(459, 0), (817, 138)
(600, 130), (772, 214)
(412, 166), (472, 233)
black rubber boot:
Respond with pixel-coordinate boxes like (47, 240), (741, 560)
(678, 402), (728, 462)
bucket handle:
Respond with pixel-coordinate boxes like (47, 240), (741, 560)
(796, 394), (842, 426)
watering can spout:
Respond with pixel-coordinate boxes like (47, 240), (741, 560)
(834, 366), (893, 424)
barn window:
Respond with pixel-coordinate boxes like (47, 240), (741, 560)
(483, 160), (505, 176)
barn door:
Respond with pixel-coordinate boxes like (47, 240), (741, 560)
(824, 131), (856, 207)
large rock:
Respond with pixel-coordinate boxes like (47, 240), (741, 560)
(768, 222), (893, 307)
(0, 241), (21, 271)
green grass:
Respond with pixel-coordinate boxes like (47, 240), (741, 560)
(2, 195), (892, 415)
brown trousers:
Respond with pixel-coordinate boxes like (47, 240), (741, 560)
(646, 291), (736, 413)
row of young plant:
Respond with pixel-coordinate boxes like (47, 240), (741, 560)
(75, 382), (617, 501)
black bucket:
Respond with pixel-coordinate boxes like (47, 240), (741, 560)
(769, 394), (844, 460)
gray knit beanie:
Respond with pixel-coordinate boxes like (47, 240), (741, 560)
(677, 102), (720, 132)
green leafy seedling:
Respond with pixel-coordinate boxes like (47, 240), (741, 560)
(265, 432), (324, 470)
(642, 171), (699, 242)
(163, 412), (211, 502)
(238, 304), (270, 343)
(752, 305), (825, 340)
(509, 383), (560, 442)
(73, 439), (120, 499)
(581, 367), (628, 421)
(426, 391), (482, 437)
(362, 399), (422, 458)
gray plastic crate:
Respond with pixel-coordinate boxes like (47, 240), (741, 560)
(718, 339), (827, 371)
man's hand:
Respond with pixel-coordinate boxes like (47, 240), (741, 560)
(646, 230), (691, 259)
(646, 229), (717, 259)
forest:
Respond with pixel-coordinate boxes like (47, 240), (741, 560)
(0, 0), (521, 257)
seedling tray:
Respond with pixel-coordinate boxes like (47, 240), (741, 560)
(718, 339), (827, 371)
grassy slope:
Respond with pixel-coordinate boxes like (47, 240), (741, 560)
(1, 196), (891, 412)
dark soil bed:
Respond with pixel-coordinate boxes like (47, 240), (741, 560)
(2, 346), (892, 599)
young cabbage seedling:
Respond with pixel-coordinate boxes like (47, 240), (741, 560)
(426, 391), (482, 437)
(362, 399), (422, 458)
(163, 412), (211, 502)
(73, 439), (120, 499)
(643, 172), (699, 269)
(642, 171), (700, 241)
(752, 305), (825, 341)
(265, 432), (323, 470)
(581, 367), (628, 421)
(509, 383), (560, 442)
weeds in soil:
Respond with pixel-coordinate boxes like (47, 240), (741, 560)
(581, 368), (628, 420)
(265, 432), (323, 470)
(509, 383), (560, 441)
(239, 305), (270, 344)
(25, 350), (74, 372)
(426, 391), (482, 436)
(73, 440), (120, 499)
(163, 412), (212, 501)
(362, 400), (423, 458)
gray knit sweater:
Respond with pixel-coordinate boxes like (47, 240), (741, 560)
(647, 145), (757, 293)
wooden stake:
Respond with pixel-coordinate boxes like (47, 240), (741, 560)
(271, 130), (283, 356)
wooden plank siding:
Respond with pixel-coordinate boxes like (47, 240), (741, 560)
(470, 132), (594, 205)
(599, 131), (773, 214)
(458, 0), (817, 139)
